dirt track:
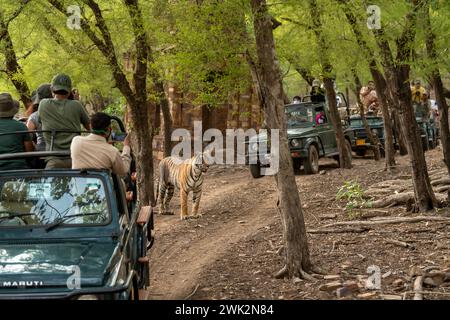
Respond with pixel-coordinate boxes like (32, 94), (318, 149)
(144, 151), (450, 300)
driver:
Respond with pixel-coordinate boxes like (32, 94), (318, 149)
(71, 112), (132, 177)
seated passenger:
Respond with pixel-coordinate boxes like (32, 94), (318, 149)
(71, 112), (131, 177)
(292, 96), (301, 104)
(38, 74), (90, 169)
(0, 93), (34, 170)
(315, 110), (326, 124)
(27, 83), (53, 152)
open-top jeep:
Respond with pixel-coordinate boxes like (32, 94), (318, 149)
(0, 117), (154, 300)
(247, 95), (354, 177)
(348, 114), (386, 157)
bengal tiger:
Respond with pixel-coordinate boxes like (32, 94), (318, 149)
(157, 153), (210, 220)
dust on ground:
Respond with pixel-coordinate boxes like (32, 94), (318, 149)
(145, 149), (450, 300)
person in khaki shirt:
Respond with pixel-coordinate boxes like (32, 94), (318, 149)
(71, 112), (131, 177)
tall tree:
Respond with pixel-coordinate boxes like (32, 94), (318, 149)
(0, 2), (32, 107)
(249, 0), (312, 279)
(423, 1), (450, 175)
(337, 0), (395, 167)
(373, 0), (437, 211)
(47, 0), (157, 205)
(308, 0), (352, 169)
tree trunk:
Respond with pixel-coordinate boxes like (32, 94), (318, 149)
(250, 0), (311, 279)
(155, 82), (173, 158)
(323, 78), (352, 168)
(370, 67), (396, 167)
(129, 103), (155, 206)
(394, 70), (436, 211)
(373, 1), (437, 211)
(337, 2), (393, 166)
(391, 109), (408, 155)
(352, 70), (381, 161)
(424, 4), (450, 175)
(309, 0), (351, 169)
(0, 11), (31, 107)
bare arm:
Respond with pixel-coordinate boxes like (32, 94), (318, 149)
(24, 141), (34, 152)
(26, 119), (36, 131)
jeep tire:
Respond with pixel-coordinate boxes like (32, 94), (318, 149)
(249, 162), (262, 179)
(422, 136), (429, 151)
(292, 158), (302, 173)
(304, 145), (319, 174)
(356, 149), (366, 157)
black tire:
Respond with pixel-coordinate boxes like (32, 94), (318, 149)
(356, 149), (366, 157)
(249, 163), (262, 179)
(422, 137), (429, 151)
(304, 145), (319, 174)
(292, 158), (302, 173)
(379, 147), (386, 158)
(429, 139), (436, 150)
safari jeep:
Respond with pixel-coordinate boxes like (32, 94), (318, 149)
(413, 103), (438, 151)
(348, 114), (386, 157)
(247, 98), (354, 178)
(0, 120), (154, 300)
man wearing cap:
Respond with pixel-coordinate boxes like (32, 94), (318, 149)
(38, 73), (90, 168)
(0, 93), (34, 170)
(27, 83), (53, 152)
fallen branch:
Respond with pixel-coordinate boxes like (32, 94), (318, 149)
(385, 239), (414, 249)
(308, 227), (370, 234)
(413, 276), (423, 300)
(431, 178), (450, 186)
(434, 185), (450, 193)
(368, 193), (447, 208)
(406, 290), (450, 297)
(359, 209), (390, 219)
(320, 216), (450, 229)
(184, 284), (200, 300)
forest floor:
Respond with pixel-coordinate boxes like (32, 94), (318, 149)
(144, 148), (450, 300)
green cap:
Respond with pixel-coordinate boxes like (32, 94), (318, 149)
(33, 83), (53, 105)
(51, 73), (72, 94)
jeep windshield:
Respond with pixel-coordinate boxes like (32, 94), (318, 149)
(285, 104), (314, 128)
(349, 117), (383, 127)
(0, 176), (109, 228)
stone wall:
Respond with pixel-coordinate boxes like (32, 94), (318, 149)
(153, 85), (262, 160)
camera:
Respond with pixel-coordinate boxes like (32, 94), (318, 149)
(112, 132), (127, 141)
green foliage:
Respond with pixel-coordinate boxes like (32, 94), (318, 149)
(0, 0), (449, 112)
(336, 180), (372, 218)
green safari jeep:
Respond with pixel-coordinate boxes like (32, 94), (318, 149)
(247, 100), (353, 177)
(348, 114), (386, 157)
(0, 121), (154, 300)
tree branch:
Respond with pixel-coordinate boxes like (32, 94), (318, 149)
(47, 0), (135, 104)
(5, 0), (32, 26)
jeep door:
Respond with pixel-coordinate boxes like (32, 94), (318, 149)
(315, 106), (336, 154)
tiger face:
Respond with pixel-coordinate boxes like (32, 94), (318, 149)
(193, 153), (211, 173)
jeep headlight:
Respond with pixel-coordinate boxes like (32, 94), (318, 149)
(77, 294), (100, 300)
(291, 139), (301, 147)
